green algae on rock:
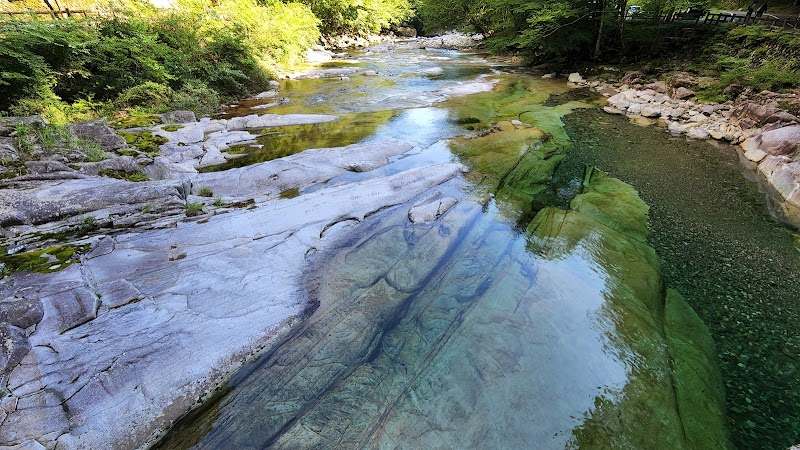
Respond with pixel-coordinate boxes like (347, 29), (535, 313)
(119, 130), (169, 156)
(111, 114), (161, 129)
(0, 244), (89, 277)
(665, 288), (733, 450)
(445, 75), (593, 216)
(527, 167), (732, 449)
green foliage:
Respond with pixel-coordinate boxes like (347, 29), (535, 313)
(13, 121), (38, 157)
(213, 197), (224, 207)
(713, 26), (800, 93)
(170, 81), (221, 118)
(185, 202), (204, 217)
(198, 186), (213, 197)
(98, 169), (148, 181)
(280, 187), (301, 199)
(12, 120), (106, 161)
(0, 1), (322, 120)
(125, 171), (149, 182)
(302, 0), (413, 35)
(0, 19), (92, 112)
(415, 0), (490, 34)
(116, 82), (176, 109)
(111, 113), (161, 129)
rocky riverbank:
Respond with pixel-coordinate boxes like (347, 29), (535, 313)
(575, 70), (800, 229)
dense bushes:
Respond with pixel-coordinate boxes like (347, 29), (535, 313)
(0, 0), (320, 123)
(710, 26), (800, 93)
(301, 0), (413, 35)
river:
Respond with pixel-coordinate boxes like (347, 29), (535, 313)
(153, 46), (799, 450)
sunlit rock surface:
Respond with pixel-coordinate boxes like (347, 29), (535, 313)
(0, 145), (466, 449)
(155, 168), (731, 450)
(741, 125), (800, 228)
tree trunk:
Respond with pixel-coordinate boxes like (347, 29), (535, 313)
(618, 0), (628, 56)
(593, 0), (605, 61)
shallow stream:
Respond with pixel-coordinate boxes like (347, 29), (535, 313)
(156, 48), (799, 450)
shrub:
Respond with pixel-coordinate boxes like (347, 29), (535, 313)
(12, 121), (107, 161)
(185, 202), (204, 217)
(116, 82), (176, 109)
(198, 186), (213, 197)
(0, 2), (319, 120)
(170, 81), (220, 117)
(0, 19), (93, 111)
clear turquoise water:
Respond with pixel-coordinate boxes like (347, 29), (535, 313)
(156, 48), (798, 450)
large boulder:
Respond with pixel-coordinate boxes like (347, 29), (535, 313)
(621, 70), (645, 85)
(0, 138), (20, 162)
(669, 72), (698, 88)
(0, 116), (45, 137)
(159, 110), (196, 124)
(68, 119), (128, 151)
(673, 87), (696, 100)
(395, 26), (417, 37)
(742, 125), (800, 158)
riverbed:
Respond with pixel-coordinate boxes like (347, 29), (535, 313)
(3, 46), (796, 450)
(153, 47), (797, 449)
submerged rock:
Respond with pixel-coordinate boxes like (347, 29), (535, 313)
(408, 194), (458, 223)
(155, 167), (732, 450)
(527, 168), (732, 449)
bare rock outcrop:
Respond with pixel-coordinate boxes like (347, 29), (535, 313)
(0, 159), (465, 450)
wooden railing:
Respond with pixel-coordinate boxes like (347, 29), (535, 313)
(695, 12), (800, 29)
(598, 9), (800, 32)
(1, 8), (91, 20)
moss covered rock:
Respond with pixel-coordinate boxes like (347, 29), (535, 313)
(527, 167), (732, 449)
(0, 244), (88, 277)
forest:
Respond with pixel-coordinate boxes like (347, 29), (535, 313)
(0, 0), (798, 123)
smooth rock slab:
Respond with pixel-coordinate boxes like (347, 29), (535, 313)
(191, 140), (415, 199)
(0, 178), (186, 227)
(225, 114), (339, 131)
(0, 162), (466, 450)
(155, 168), (731, 450)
